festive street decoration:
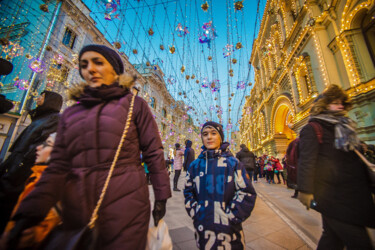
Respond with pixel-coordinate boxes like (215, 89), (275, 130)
(234, 1), (244, 11)
(2, 42), (24, 59)
(180, 65), (185, 73)
(199, 21), (217, 49)
(201, 78), (209, 88)
(39, 4), (49, 12)
(210, 80), (220, 92)
(114, 42), (121, 49)
(223, 44), (234, 58)
(236, 81), (246, 89)
(28, 58), (46, 73)
(208, 56), (212, 61)
(235, 42), (243, 50)
(148, 28), (154, 36)
(191, 74), (195, 79)
(201, 2), (209, 11)
(176, 23), (189, 37)
(160, 44), (165, 50)
(232, 58), (237, 64)
(14, 79), (29, 90)
(169, 45), (175, 54)
(103, 0), (120, 20)
(132, 49), (138, 54)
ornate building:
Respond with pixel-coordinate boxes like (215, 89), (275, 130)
(240, 0), (375, 157)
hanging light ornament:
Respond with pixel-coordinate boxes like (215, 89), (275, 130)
(39, 4), (49, 12)
(198, 21), (217, 49)
(210, 80), (220, 92)
(201, 2), (209, 11)
(235, 42), (243, 50)
(185, 75), (190, 80)
(28, 58), (46, 73)
(196, 79), (200, 84)
(160, 44), (165, 50)
(176, 23), (189, 37)
(232, 58), (237, 64)
(236, 81), (246, 89)
(223, 44), (234, 58)
(146, 61), (151, 66)
(180, 65), (185, 73)
(103, 0), (120, 20)
(132, 49), (138, 54)
(191, 74), (195, 79)
(169, 45), (175, 54)
(208, 56), (212, 61)
(167, 76), (176, 85)
(201, 78), (209, 88)
(14, 79), (29, 90)
(148, 28), (154, 36)
(234, 1), (244, 11)
(114, 42), (121, 49)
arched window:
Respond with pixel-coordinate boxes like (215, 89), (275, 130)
(363, 8), (375, 66)
(150, 97), (156, 109)
(162, 108), (167, 118)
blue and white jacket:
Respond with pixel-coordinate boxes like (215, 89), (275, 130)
(184, 142), (256, 247)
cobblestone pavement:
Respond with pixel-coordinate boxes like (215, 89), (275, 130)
(149, 172), (375, 249)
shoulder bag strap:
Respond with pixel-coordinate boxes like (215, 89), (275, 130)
(309, 122), (323, 144)
(87, 94), (136, 229)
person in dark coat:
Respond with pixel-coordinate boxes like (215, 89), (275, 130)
(5, 44), (171, 249)
(183, 139), (195, 171)
(0, 90), (62, 234)
(297, 84), (375, 249)
(236, 144), (256, 182)
(184, 121), (256, 249)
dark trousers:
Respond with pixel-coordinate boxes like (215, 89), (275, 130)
(247, 170), (254, 182)
(275, 171), (285, 183)
(317, 215), (374, 250)
(173, 170), (181, 188)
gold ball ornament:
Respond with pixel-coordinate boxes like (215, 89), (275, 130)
(39, 4), (49, 12)
(201, 2), (209, 11)
(133, 49), (138, 54)
(232, 58), (237, 64)
(191, 74), (195, 79)
(148, 28), (154, 36)
(114, 42), (121, 49)
(185, 75), (190, 80)
(169, 46), (176, 54)
(160, 44), (165, 50)
(234, 1), (244, 11)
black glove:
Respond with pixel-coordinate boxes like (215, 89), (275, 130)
(152, 200), (166, 226)
(6, 218), (39, 249)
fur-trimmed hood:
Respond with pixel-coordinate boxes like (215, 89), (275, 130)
(67, 74), (136, 101)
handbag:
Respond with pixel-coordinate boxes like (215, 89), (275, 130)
(42, 94), (136, 250)
(354, 149), (375, 187)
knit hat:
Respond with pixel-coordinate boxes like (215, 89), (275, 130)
(78, 44), (124, 78)
(201, 121), (224, 143)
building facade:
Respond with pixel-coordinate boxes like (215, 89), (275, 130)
(0, 0), (200, 160)
(240, 0), (375, 157)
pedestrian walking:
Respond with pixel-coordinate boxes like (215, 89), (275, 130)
(184, 121), (256, 249)
(297, 84), (375, 249)
(0, 90), (62, 234)
(173, 143), (184, 191)
(236, 144), (256, 182)
(0, 133), (60, 249)
(183, 140), (195, 171)
(4, 44), (171, 249)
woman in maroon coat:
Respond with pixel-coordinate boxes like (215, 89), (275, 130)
(6, 45), (171, 249)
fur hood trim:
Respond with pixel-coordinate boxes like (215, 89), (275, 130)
(67, 74), (136, 100)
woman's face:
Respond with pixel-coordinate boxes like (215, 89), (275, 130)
(79, 51), (118, 88)
(35, 136), (54, 164)
(328, 99), (344, 112)
(202, 126), (221, 150)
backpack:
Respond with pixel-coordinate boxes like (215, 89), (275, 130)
(285, 122), (323, 188)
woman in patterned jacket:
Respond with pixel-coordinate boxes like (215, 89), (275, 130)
(184, 121), (256, 249)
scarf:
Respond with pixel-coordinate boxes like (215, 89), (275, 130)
(310, 111), (361, 152)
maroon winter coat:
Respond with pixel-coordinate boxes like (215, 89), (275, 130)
(15, 83), (171, 249)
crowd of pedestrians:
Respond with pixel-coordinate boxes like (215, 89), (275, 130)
(0, 44), (373, 249)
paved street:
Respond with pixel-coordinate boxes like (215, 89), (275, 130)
(150, 172), (375, 249)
